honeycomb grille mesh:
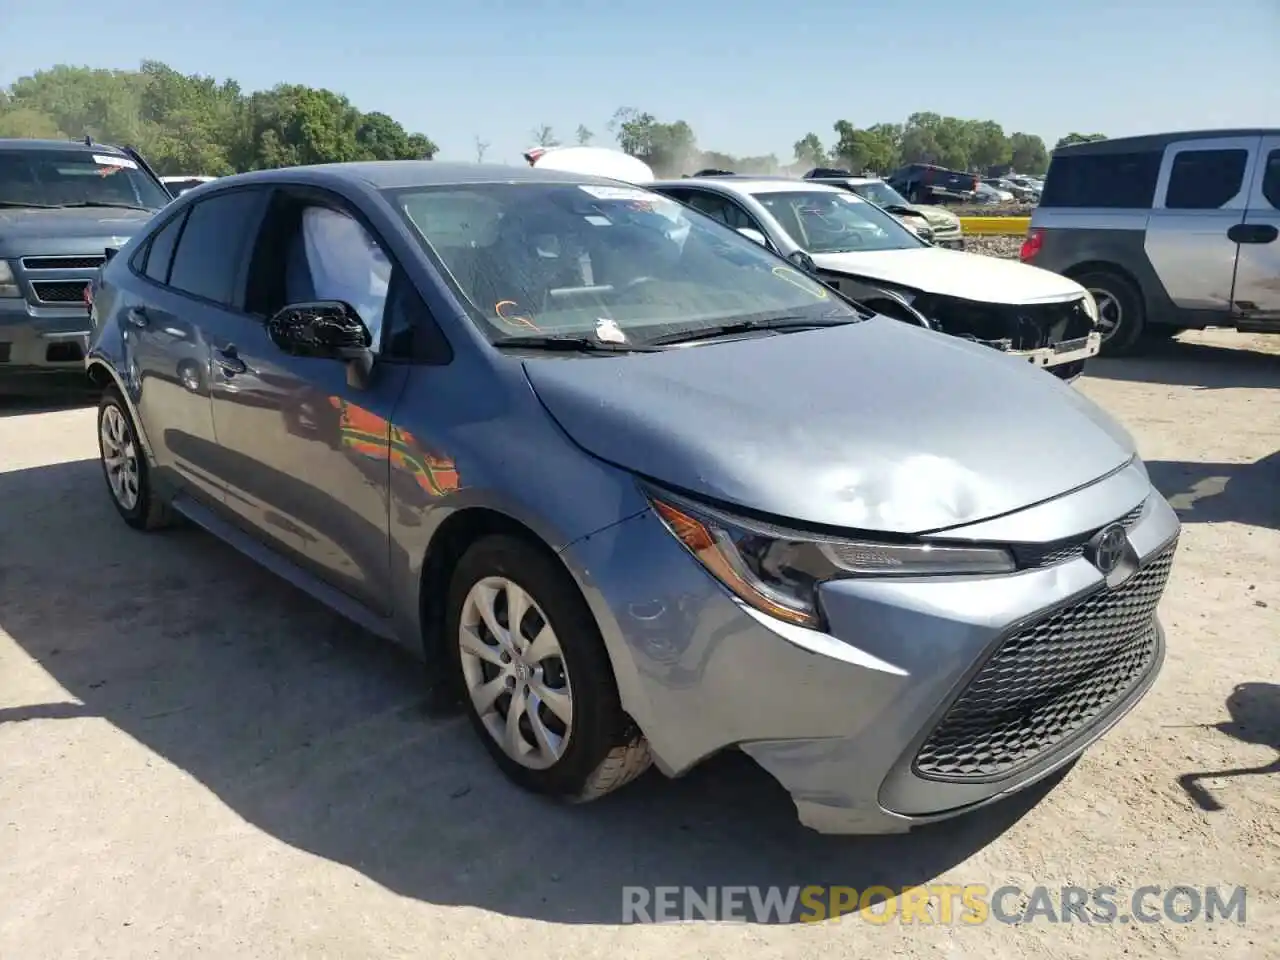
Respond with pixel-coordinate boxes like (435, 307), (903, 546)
(914, 539), (1176, 781)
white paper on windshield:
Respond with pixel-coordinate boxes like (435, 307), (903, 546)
(583, 214), (612, 226)
(578, 185), (653, 202)
(595, 317), (627, 343)
(93, 154), (137, 169)
(836, 193), (865, 204)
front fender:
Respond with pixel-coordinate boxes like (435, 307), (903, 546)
(85, 348), (157, 467)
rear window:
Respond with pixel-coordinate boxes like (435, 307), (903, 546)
(0, 149), (171, 210)
(1040, 150), (1162, 209)
(1164, 149), (1248, 209)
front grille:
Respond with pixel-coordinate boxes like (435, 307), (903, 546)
(1016, 500), (1146, 568)
(30, 280), (90, 304)
(21, 255), (106, 271)
(913, 539), (1176, 781)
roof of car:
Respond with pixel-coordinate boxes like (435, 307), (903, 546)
(1054, 128), (1280, 156)
(809, 176), (883, 186)
(213, 160), (632, 190)
(0, 138), (129, 153)
(651, 177), (843, 197)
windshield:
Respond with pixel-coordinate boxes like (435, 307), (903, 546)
(846, 181), (911, 209)
(752, 190), (923, 255)
(387, 182), (859, 344)
(0, 149), (171, 210)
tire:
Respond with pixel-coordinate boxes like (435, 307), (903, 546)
(1075, 269), (1146, 356)
(445, 534), (651, 801)
(97, 386), (174, 531)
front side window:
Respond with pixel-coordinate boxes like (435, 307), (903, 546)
(0, 149), (171, 210)
(388, 181), (855, 344)
(752, 190), (922, 254)
(299, 207), (392, 348)
(1262, 149), (1280, 211)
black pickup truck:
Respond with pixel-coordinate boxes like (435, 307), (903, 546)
(0, 138), (171, 393)
(885, 163), (979, 205)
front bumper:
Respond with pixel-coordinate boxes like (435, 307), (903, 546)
(563, 459), (1179, 834)
(1006, 330), (1101, 371)
(0, 298), (92, 378)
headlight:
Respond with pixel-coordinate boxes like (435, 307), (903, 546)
(647, 489), (1016, 630)
(0, 261), (19, 298)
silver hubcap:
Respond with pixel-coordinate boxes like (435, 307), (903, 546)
(100, 405), (140, 511)
(1088, 288), (1123, 341)
(458, 576), (573, 769)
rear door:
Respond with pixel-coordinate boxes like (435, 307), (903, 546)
(124, 190), (265, 506)
(1145, 135), (1259, 316)
(1230, 135), (1280, 322)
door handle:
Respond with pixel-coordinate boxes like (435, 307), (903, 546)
(125, 307), (149, 328)
(214, 345), (247, 376)
(1227, 223), (1279, 244)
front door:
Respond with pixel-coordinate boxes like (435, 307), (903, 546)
(1230, 135), (1280, 322)
(1144, 136), (1259, 317)
(207, 186), (408, 614)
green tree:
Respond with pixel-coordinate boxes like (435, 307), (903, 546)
(832, 121), (898, 173)
(575, 124), (593, 145)
(792, 132), (827, 169)
(609, 107), (697, 176)
(1008, 132), (1049, 174)
(531, 124), (559, 147)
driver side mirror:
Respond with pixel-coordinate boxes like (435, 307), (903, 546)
(736, 227), (770, 249)
(267, 300), (375, 387)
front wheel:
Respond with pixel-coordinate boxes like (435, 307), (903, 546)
(446, 535), (651, 801)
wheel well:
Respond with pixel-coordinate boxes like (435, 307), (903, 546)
(417, 507), (560, 669)
(1065, 260), (1142, 297)
(85, 361), (112, 390)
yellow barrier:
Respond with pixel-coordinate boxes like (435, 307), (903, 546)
(958, 216), (1031, 236)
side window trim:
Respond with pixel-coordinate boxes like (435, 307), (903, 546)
(1153, 136), (1260, 211)
(1248, 137), (1280, 212)
(268, 183), (451, 365)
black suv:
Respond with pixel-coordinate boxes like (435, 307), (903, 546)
(886, 163), (980, 205)
(0, 139), (171, 391)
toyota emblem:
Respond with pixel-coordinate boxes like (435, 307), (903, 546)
(1087, 523), (1128, 574)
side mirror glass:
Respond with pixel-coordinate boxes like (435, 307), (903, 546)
(267, 300), (372, 361)
(736, 227), (769, 248)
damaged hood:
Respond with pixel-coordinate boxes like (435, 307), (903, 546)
(812, 246), (1086, 305)
(523, 317), (1136, 534)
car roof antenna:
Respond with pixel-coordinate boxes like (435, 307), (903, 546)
(84, 135), (92, 146)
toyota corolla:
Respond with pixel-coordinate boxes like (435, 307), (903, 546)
(84, 161), (1179, 833)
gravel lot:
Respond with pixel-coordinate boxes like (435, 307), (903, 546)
(1, 331), (1277, 959)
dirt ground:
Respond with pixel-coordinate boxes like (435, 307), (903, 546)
(1, 330), (1277, 960)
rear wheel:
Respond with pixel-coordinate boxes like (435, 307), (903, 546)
(97, 387), (173, 530)
(1076, 270), (1146, 356)
(445, 535), (651, 801)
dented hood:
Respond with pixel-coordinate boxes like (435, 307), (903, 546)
(523, 318), (1135, 534)
(813, 246), (1086, 305)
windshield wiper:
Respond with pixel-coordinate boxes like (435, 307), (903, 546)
(494, 334), (662, 354)
(646, 314), (859, 347)
(56, 201), (154, 211)
(0, 200), (60, 208)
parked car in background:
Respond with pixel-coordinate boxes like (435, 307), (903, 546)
(975, 182), (1016, 204)
(0, 137), (171, 392)
(1023, 128), (1280, 354)
(886, 162), (980, 204)
(650, 176), (1100, 379)
(986, 178), (1037, 203)
(803, 170), (965, 249)
(1005, 175), (1043, 198)
(160, 175), (217, 197)
(85, 160), (1179, 836)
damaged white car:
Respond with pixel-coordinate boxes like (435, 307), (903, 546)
(649, 176), (1102, 380)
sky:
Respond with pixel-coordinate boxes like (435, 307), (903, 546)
(2, 0), (1278, 165)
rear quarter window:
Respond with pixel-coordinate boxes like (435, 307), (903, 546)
(1040, 150), (1163, 209)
